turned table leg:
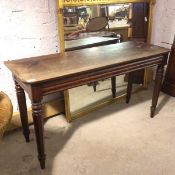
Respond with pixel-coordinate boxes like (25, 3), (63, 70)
(15, 81), (30, 142)
(151, 64), (165, 118)
(32, 101), (46, 169)
(111, 76), (116, 98)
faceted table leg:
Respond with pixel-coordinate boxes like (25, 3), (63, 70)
(111, 76), (116, 98)
(15, 81), (30, 142)
(151, 64), (164, 118)
(32, 101), (46, 169)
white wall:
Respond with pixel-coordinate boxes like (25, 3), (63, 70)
(0, 0), (60, 111)
(151, 0), (175, 48)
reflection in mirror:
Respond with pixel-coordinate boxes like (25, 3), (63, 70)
(69, 76), (126, 113)
(63, 4), (131, 41)
(69, 75), (141, 114)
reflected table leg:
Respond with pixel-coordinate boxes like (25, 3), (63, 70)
(111, 76), (116, 98)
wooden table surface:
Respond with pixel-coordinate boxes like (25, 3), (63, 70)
(65, 36), (118, 51)
(5, 41), (170, 84)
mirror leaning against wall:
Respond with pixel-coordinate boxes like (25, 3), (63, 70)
(58, 0), (153, 120)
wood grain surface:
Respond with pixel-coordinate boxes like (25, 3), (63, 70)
(5, 41), (169, 84)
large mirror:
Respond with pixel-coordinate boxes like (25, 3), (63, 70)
(60, 1), (152, 118)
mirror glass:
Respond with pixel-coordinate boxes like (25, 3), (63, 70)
(63, 3), (143, 114)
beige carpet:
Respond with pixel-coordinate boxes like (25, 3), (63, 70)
(0, 84), (175, 175)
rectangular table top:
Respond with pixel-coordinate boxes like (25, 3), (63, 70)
(65, 36), (118, 51)
(5, 41), (170, 84)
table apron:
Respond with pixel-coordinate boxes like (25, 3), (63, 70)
(41, 57), (164, 95)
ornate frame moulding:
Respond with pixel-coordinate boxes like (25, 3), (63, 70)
(63, 0), (151, 7)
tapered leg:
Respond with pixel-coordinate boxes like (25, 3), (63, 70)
(126, 72), (134, 104)
(32, 101), (46, 169)
(111, 76), (116, 98)
(15, 81), (30, 142)
(151, 65), (164, 118)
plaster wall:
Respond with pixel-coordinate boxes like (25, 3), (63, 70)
(0, 0), (60, 111)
